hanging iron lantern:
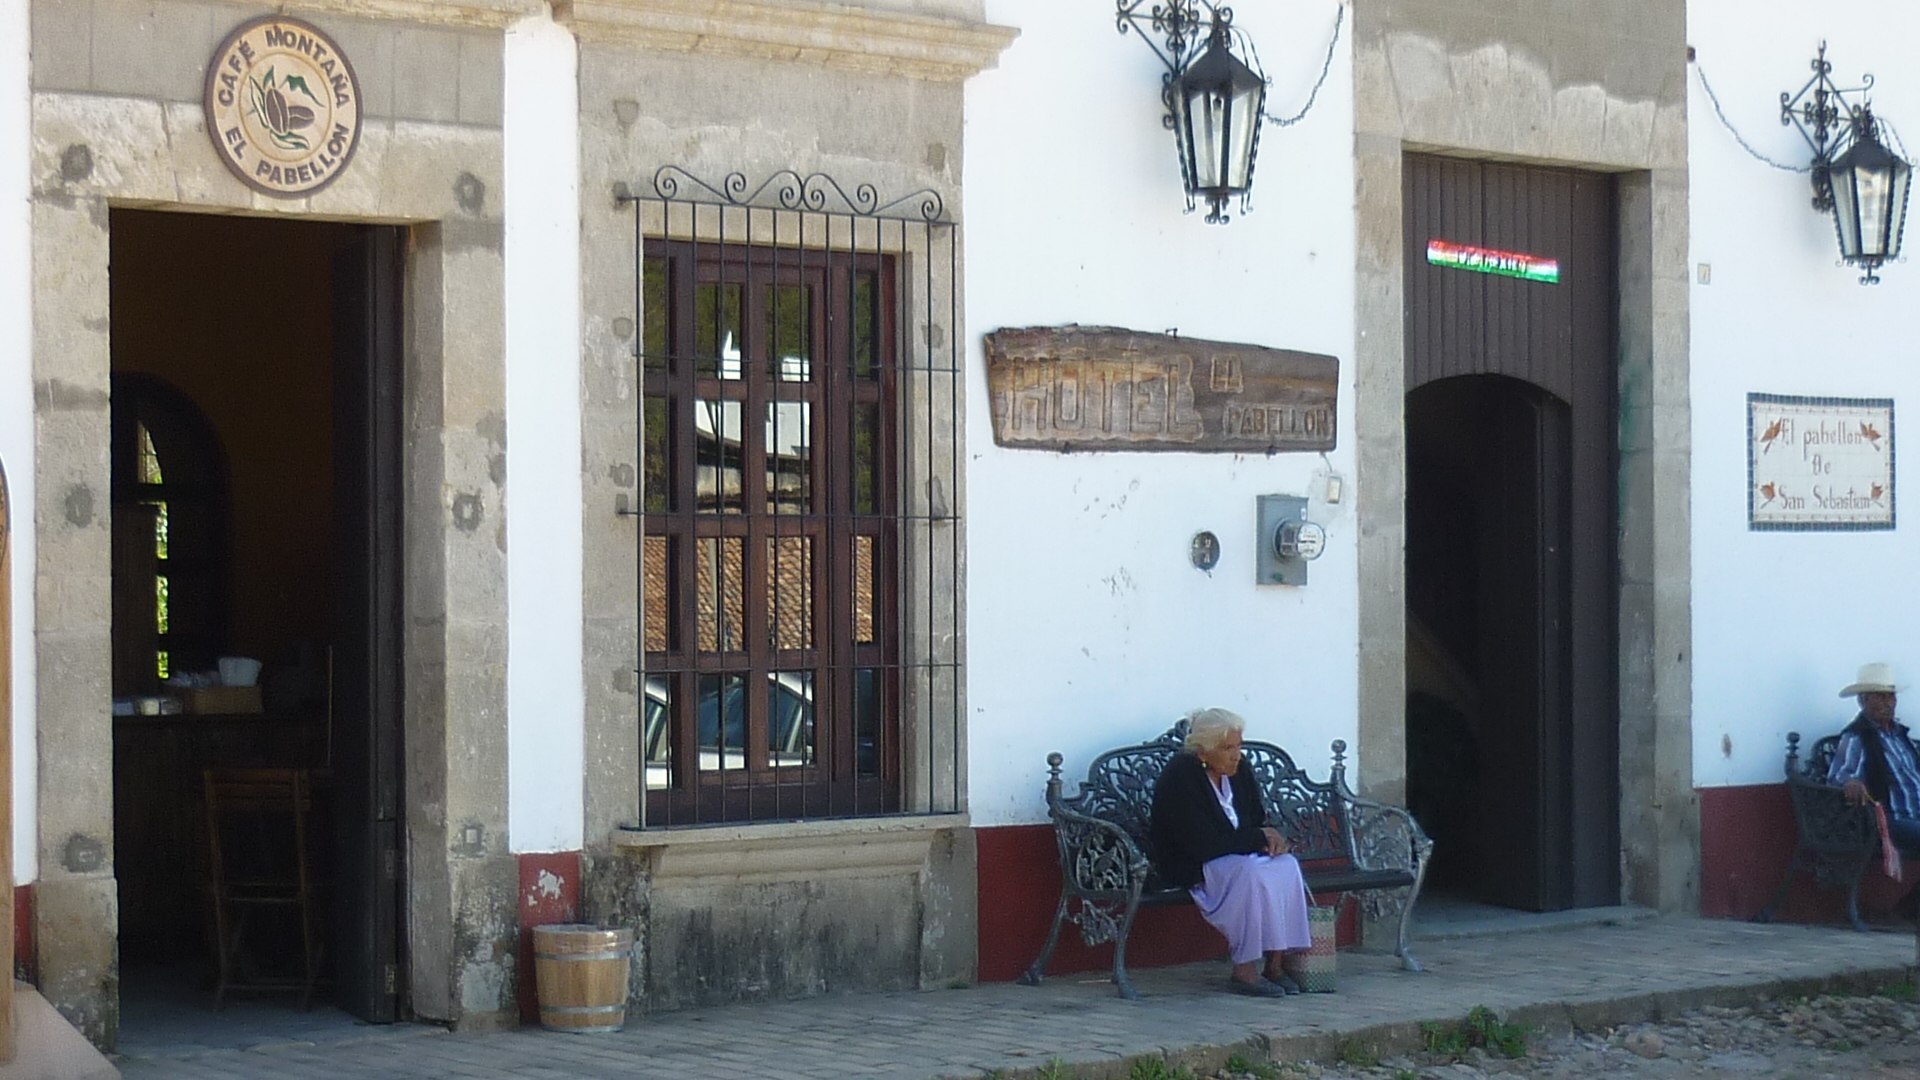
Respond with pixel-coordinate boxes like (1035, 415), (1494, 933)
(1781, 44), (1913, 284)
(1171, 21), (1268, 224)
(1117, 0), (1271, 224)
(1826, 110), (1912, 284)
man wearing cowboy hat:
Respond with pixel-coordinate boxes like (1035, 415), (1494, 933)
(1828, 662), (1920, 917)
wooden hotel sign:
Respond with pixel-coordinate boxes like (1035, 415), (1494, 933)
(984, 325), (1338, 453)
(205, 16), (363, 198)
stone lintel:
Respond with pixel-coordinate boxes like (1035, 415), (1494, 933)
(279, 0), (542, 30)
(555, 0), (1019, 82)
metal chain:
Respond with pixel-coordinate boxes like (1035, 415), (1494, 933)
(1693, 60), (1812, 174)
(1262, 2), (1345, 128)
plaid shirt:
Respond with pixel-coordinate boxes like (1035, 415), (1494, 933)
(1828, 721), (1920, 821)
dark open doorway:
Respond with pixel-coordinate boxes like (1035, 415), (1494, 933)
(108, 209), (405, 1035)
(1401, 154), (1619, 913)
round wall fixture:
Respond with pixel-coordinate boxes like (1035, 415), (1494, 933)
(1190, 531), (1221, 571)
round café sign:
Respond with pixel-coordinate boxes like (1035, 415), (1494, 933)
(204, 16), (362, 198)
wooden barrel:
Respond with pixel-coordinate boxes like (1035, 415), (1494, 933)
(533, 924), (633, 1033)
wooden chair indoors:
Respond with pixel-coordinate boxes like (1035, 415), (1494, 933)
(202, 767), (322, 1009)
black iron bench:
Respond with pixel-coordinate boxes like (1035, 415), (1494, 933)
(1017, 720), (1432, 998)
(1755, 731), (1906, 932)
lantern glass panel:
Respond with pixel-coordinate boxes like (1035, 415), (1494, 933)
(1225, 80), (1263, 189)
(1831, 167), (1863, 259)
(1885, 156), (1912, 259)
(1857, 162), (1894, 257)
(1830, 128), (1914, 262)
(1182, 85), (1228, 192)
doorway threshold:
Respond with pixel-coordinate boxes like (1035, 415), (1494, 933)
(1413, 892), (1658, 941)
(114, 962), (440, 1063)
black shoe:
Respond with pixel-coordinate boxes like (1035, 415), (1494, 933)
(1228, 977), (1288, 998)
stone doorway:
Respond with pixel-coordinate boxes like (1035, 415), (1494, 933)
(107, 209), (405, 1029)
(1400, 154), (1621, 913)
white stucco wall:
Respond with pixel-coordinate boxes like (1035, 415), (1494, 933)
(1690, 1), (1920, 790)
(964, 0), (1356, 826)
(503, 11), (585, 853)
(2, 0), (35, 886)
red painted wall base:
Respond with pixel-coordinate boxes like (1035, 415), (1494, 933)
(1700, 784), (1914, 923)
(976, 824), (1356, 984)
(12, 884), (29, 983)
(515, 852), (582, 1024)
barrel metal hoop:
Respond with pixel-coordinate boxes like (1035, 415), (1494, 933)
(535, 948), (631, 962)
(540, 1003), (628, 1015)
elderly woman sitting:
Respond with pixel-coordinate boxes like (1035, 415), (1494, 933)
(1149, 707), (1313, 997)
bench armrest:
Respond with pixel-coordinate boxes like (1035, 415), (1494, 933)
(1049, 803), (1152, 901)
(1345, 796), (1434, 877)
(1787, 776), (1878, 853)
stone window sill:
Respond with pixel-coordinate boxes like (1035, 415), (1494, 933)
(613, 813), (970, 884)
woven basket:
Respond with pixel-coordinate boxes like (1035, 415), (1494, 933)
(1298, 903), (1338, 993)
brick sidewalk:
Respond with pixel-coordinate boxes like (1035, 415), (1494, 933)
(113, 917), (1913, 1080)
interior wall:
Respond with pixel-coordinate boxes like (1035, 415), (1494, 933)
(109, 210), (346, 675)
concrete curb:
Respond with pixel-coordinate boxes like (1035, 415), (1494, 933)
(963, 964), (1916, 1080)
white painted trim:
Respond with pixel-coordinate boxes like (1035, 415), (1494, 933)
(0, 0), (34, 887)
(504, 9), (586, 854)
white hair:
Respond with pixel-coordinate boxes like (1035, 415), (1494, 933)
(1183, 707), (1246, 754)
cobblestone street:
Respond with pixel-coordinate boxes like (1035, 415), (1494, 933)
(1199, 991), (1920, 1080)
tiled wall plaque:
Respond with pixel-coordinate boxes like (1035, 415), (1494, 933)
(983, 325), (1338, 453)
(1748, 392), (1895, 531)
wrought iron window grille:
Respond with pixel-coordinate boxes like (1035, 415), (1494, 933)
(619, 167), (964, 828)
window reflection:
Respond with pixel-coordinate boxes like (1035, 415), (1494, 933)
(694, 399), (744, 513)
(697, 673), (747, 772)
(644, 395), (672, 513)
(852, 403), (879, 515)
(695, 283), (743, 380)
(851, 271), (878, 381)
(643, 536), (675, 653)
(765, 401), (811, 514)
(694, 538), (744, 652)
(642, 256), (669, 371)
(853, 535), (875, 644)
(856, 668), (880, 778)
(769, 671), (815, 768)
(768, 284), (812, 382)
(767, 536), (813, 650)
(643, 677), (671, 791)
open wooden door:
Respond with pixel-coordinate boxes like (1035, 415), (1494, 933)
(1, 455), (15, 1061)
(331, 228), (405, 1022)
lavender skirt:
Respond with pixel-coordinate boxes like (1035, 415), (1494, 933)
(1190, 853), (1313, 963)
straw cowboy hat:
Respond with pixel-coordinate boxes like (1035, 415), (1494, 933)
(1840, 662), (1903, 697)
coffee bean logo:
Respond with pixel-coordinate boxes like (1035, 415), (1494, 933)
(249, 68), (320, 150)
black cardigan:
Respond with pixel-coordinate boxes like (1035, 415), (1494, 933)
(1148, 752), (1270, 890)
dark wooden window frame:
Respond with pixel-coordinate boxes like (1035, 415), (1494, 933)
(641, 239), (902, 824)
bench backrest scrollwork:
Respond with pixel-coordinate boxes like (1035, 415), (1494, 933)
(1046, 721), (1357, 873)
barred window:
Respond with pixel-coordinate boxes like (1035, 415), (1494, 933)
(641, 241), (901, 821)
